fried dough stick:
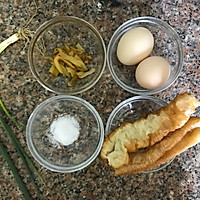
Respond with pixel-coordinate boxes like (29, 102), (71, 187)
(116, 117), (200, 173)
(115, 127), (200, 175)
(101, 93), (200, 169)
(114, 117), (200, 175)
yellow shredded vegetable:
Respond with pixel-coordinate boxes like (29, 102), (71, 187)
(45, 42), (95, 86)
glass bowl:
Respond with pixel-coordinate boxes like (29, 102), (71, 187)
(107, 16), (184, 95)
(106, 95), (174, 173)
(26, 95), (104, 173)
(28, 16), (106, 95)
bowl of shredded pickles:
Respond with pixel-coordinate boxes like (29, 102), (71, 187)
(26, 95), (104, 173)
(28, 16), (106, 94)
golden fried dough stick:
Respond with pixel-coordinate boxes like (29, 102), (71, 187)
(115, 127), (200, 175)
(101, 93), (200, 169)
(114, 117), (200, 175)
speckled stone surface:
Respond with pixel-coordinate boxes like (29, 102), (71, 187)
(0, 0), (200, 199)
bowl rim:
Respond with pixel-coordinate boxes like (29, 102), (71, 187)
(26, 95), (104, 173)
(107, 16), (184, 95)
(105, 95), (168, 135)
(105, 95), (174, 173)
(28, 16), (106, 95)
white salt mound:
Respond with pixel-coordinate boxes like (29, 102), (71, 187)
(50, 115), (80, 146)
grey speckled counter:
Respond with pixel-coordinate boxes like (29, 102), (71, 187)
(0, 0), (200, 199)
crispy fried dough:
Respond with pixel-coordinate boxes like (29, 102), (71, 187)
(114, 117), (200, 175)
(115, 127), (200, 175)
(101, 93), (200, 169)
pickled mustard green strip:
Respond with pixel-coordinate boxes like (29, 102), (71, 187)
(68, 75), (78, 86)
(76, 43), (85, 52)
(57, 48), (88, 71)
(62, 58), (76, 69)
(53, 55), (68, 75)
(63, 44), (70, 53)
(77, 67), (95, 78)
(44, 56), (54, 62)
(49, 65), (59, 77)
(47, 41), (93, 86)
(66, 66), (77, 78)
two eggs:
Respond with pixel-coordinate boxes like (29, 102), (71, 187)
(117, 27), (170, 89)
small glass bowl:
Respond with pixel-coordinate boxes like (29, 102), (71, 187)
(107, 16), (184, 95)
(106, 95), (174, 173)
(26, 95), (104, 173)
(28, 16), (106, 95)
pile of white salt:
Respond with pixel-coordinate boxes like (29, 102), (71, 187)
(49, 115), (80, 147)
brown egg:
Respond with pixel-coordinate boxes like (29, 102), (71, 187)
(135, 56), (170, 89)
(117, 27), (154, 65)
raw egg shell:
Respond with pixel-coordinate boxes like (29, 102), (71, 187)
(135, 56), (170, 89)
(117, 27), (154, 65)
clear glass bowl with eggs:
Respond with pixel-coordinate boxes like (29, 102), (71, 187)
(107, 16), (184, 95)
(105, 95), (174, 173)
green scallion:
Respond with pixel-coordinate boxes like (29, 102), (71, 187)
(0, 140), (32, 200)
(0, 115), (41, 198)
(0, 28), (34, 54)
(0, 99), (24, 128)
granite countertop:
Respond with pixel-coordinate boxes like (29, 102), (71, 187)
(0, 0), (200, 199)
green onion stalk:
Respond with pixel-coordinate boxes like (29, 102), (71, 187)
(0, 0), (37, 55)
(0, 2), (47, 198)
(0, 99), (24, 128)
(0, 99), (46, 198)
(0, 140), (33, 200)
(0, 28), (34, 54)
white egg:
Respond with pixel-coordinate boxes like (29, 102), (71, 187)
(117, 27), (154, 65)
(135, 56), (170, 89)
